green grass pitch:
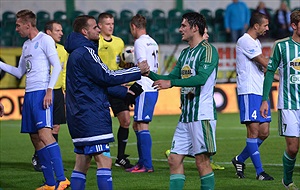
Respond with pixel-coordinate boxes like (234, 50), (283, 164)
(0, 112), (298, 189)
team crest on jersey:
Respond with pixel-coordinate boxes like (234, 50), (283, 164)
(34, 42), (39, 49)
(181, 65), (194, 79)
(25, 60), (32, 73)
(290, 57), (300, 84)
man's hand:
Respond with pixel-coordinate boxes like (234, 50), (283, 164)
(137, 60), (150, 75)
(44, 88), (53, 109)
(152, 80), (171, 90)
(0, 102), (4, 117)
(260, 100), (269, 118)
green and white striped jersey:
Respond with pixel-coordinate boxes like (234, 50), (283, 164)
(173, 41), (219, 122)
(268, 37), (300, 110)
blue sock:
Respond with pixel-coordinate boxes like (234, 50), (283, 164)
(46, 142), (66, 181)
(238, 138), (264, 163)
(246, 138), (264, 175)
(139, 130), (152, 169)
(71, 170), (86, 190)
(37, 147), (56, 186)
(97, 168), (113, 190)
(135, 131), (143, 165)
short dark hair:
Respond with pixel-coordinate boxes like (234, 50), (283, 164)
(44, 20), (61, 33)
(16, 9), (36, 27)
(73, 15), (95, 33)
(130, 14), (146, 29)
(249, 12), (268, 27)
(290, 10), (300, 26)
(182, 12), (206, 36)
(98, 12), (113, 23)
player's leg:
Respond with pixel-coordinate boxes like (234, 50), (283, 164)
(192, 120), (216, 190)
(115, 110), (132, 168)
(109, 96), (133, 169)
(94, 152), (113, 190)
(33, 90), (69, 188)
(30, 133), (56, 187)
(237, 97), (271, 164)
(71, 153), (92, 190)
(168, 122), (190, 190)
(169, 154), (185, 190)
(196, 154), (215, 190)
(131, 91), (158, 172)
(280, 109), (300, 188)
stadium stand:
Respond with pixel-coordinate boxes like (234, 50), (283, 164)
(36, 10), (51, 31)
(88, 10), (100, 20)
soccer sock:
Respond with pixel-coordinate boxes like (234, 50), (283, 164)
(52, 134), (58, 142)
(71, 170), (86, 190)
(46, 142), (66, 181)
(139, 130), (152, 169)
(246, 138), (264, 175)
(117, 126), (129, 158)
(200, 172), (215, 190)
(36, 147), (56, 186)
(97, 168), (113, 190)
(283, 151), (296, 185)
(169, 174), (185, 190)
(135, 131), (143, 165)
(238, 138), (263, 163)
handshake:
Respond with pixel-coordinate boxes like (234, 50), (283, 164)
(137, 60), (150, 76)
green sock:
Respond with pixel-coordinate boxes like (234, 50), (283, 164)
(200, 172), (215, 190)
(169, 174), (185, 190)
(283, 151), (296, 185)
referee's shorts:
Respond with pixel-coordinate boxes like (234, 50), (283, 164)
(108, 95), (130, 117)
(53, 88), (66, 125)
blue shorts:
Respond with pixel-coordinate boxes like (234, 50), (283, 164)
(21, 90), (53, 133)
(238, 94), (271, 124)
(74, 143), (111, 157)
(134, 91), (158, 122)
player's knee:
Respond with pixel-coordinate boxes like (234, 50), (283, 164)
(120, 119), (131, 128)
(287, 146), (299, 157)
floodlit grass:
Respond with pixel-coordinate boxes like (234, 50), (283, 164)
(0, 112), (298, 190)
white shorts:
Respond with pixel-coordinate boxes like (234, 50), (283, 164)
(170, 120), (217, 157)
(278, 109), (300, 137)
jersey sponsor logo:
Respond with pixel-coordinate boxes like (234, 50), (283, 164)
(181, 65), (194, 79)
(248, 49), (255, 54)
(181, 65), (195, 94)
(290, 57), (300, 71)
(290, 74), (300, 84)
(25, 60), (32, 73)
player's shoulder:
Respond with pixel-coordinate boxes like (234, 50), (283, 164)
(274, 37), (291, 46)
(112, 35), (124, 43)
(201, 41), (217, 52)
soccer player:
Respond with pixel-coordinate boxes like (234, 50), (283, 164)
(32, 20), (68, 172)
(232, 12), (274, 180)
(64, 15), (149, 190)
(260, 10), (300, 189)
(164, 26), (225, 171)
(44, 20), (67, 143)
(125, 14), (159, 173)
(0, 9), (70, 190)
(97, 12), (133, 169)
(148, 12), (218, 190)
